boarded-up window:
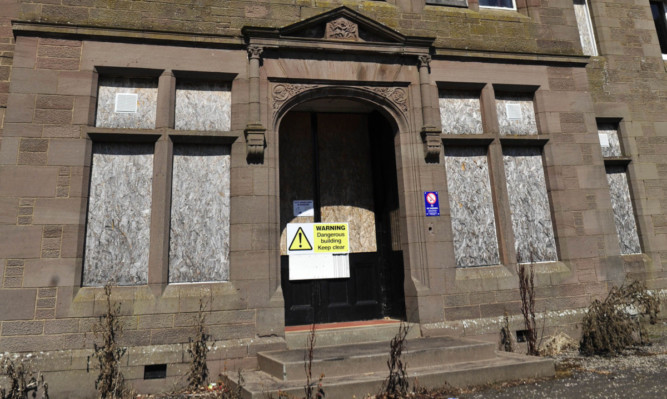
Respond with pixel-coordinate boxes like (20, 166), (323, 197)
(96, 77), (158, 129)
(83, 143), (153, 286)
(169, 144), (231, 282)
(597, 123), (622, 157)
(605, 166), (641, 255)
(496, 94), (537, 136)
(574, 0), (598, 56)
(502, 147), (558, 263)
(439, 90), (483, 135)
(444, 147), (500, 267)
(175, 81), (231, 131)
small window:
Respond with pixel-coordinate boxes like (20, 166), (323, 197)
(650, 1), (667, 57)
(479, 0), (516, 10)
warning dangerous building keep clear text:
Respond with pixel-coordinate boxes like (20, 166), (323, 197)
(286, 223), (349, 255)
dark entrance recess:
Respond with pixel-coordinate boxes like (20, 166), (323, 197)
(279, 107), (405, 326)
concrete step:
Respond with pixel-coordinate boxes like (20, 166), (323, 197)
(284, 321), (421, 349)
(225, 351), (555, 399)
(259, 336), (496, 381)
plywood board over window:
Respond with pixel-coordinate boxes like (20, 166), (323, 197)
(502, 147), (558, 263)
(439, 90), (484, 135)
(444, 147), (500, 267)
(496, 94), (537, 136)
(597, 123), (622, 157)
(606, 166), (641, 255)
(96, 77), (158, 129)
(83, 143), (154, 286)
(169, 144), (231, 283)
(175, 81), (231, 131)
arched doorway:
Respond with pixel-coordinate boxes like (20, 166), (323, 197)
(278, 97), (406, 326)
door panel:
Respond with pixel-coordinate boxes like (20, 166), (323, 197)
(279, 111), (405, 326)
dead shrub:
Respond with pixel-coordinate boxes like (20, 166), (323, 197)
(498, 312), (515, 353)
(518, 263), (539, 356)
(90, 284), (131, 399)
(377, 321), (410, 398)
(579, 280), (660, 356)
(186, 299), (211, 390)
(303, 323), (324, 399)
(0, 357), (49, 399)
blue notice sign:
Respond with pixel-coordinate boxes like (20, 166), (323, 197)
(424, 191), (440, 217)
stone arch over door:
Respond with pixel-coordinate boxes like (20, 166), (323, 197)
(272, 86), (408, 325)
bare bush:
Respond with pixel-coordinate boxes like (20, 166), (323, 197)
(518, 263), (539, 356)
(186, 299), (211, 390)
(580, 280), (660, 356)
(90, 284), (130, 399)
(303, 323), (324, 399)
(0, 357), (49, 399)
(378, 321), (410, 398)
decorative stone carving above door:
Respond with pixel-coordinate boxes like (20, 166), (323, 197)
(325, 17), (359, 40)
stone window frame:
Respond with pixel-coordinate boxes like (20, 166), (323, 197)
(596, 118), (644, 256)
(439, 82), (560, 267)
(84, 67), (238, 288)
(478, 0), (517, 11)
(573, 0), (599, 56)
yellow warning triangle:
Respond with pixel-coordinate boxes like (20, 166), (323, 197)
(289, 227), (312, 251)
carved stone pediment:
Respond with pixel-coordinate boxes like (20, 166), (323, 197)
(243, 6), (432, 45)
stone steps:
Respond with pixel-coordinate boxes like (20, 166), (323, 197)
(284, 321), (421, 349)
(223, 335), (555, 399)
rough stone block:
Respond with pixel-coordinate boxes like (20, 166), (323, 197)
(1, 320), (44, 336)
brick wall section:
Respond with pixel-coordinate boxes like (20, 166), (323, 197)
(15, 0), (586, 56)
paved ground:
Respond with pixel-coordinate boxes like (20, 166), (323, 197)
(454, 322), (667, 399)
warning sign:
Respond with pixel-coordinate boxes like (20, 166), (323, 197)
(314, 223), (348, 253)
(288, 227), (313, 251)
(286, 223), (349, 255)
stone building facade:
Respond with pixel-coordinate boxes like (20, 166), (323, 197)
(0, 0), (666, 396)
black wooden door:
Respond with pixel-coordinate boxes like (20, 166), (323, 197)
(279, 111), (405, 326)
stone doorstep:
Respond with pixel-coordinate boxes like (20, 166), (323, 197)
(284, 320), (421, 349)
(260, 336), (496, 381)
(223, 349), (555, 399)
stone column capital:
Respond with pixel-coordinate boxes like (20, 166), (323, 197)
(418, 54), (431, 68)
(247, 45), (264, 60)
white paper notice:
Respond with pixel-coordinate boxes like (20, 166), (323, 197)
(293, 200), (314, 217)
(289, 253), (350, 280)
